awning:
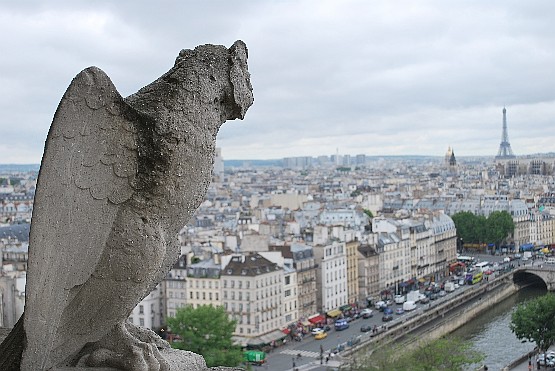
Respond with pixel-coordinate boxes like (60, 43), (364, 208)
(327, 309), (342, 317)
(246, 329), (287, 346)
(520, 243), (534, 251)
(308, 314), (325, 324)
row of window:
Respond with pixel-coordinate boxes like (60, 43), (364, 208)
(188, 280), (219, 289)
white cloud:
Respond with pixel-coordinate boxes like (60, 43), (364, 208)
(1, 0), (555, 163)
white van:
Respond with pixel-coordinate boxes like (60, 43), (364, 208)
(403, 301), (416, 311)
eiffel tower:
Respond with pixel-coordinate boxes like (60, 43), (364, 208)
(495, 107), (516, 160)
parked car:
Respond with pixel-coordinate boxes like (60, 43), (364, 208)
(395, 307), (405, 315)
(419, 296), (430, 304)
(360, 325), (372, 332)
(394, 294), (406, 304)
(311, 328), (324, 335)
(315, 331), (328, 340)
(538, 352), (555, 367)
(438, 290), (446, 297)
(383, 307), (393, 315)
(430, 293), (439, 300)
(361, 308), (373, 318)
(382, 314), (393, 322)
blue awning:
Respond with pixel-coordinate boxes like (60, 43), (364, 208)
(520, 243), (534, 251)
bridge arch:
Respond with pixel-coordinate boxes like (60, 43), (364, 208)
(513, 267), (555, 291)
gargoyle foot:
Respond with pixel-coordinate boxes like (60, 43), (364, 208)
(77, 322), (170, 371)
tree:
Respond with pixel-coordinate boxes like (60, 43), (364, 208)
(452, 211), (514, 247)
(452, 211), (478, 243)
(352, 336), (484, 371)
(166, 304), (243, 367)
(485, 211), (514, 247)
(510, 293), (555, 353)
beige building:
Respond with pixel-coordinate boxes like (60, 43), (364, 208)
(185, 257), (221, 310)
(221, 253), (285, 341)
(357, 244), (380, 304)
(272, 243), (318, 321)
(345, 237), (360, 305)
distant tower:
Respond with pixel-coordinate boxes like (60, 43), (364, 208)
(445, 146), (457, 173)
(495, 107), (516, 159)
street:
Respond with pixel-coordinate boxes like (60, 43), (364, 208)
(260, 252), (523, 370)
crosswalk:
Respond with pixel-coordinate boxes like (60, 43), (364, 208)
(280, 348), (321, 359)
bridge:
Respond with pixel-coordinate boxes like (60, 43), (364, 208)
(512, 263), (555, 291)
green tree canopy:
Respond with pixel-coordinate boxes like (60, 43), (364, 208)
(485, 211), (515, 245)
(452, 211), (514, 246)
(510, 293), (555, 352)
(166, 304), (243, 368)
(352, 336), (484, 371)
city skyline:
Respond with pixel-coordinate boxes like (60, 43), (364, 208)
(1, 1), (555, 163)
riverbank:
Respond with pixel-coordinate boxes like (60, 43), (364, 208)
(343, 271), (521, 367)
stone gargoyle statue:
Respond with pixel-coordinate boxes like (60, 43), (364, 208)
(0, 40), (253, 371)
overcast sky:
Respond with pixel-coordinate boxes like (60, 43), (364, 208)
(1, 1), (554, 163)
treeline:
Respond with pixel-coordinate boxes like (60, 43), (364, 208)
(452, 210), (514, 247)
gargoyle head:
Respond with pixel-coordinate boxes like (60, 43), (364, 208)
(172, 40), (254, 124)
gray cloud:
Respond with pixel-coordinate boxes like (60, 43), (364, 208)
(1, 0), (554, 163)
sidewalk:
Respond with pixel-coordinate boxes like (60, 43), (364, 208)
(503, 346), (555, 371)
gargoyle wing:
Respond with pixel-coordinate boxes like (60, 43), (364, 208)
(23, 67), (139, 369)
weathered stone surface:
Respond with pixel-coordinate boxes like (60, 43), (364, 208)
(0, 41), (253, 370)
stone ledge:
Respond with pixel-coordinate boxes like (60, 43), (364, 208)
(1, 329), (243, 371)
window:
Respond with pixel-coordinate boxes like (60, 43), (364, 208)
(284, 276), (290, 285)
(139, 305), (144, 314)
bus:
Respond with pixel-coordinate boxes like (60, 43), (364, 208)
(465, 271), (483, 285)
(457, 255), (475, 264)
(474, 261), (491, 272)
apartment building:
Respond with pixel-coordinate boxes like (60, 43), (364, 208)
(185, 257), (221, 310)
(220, 253), (285, 340)
(313, 240), (348, 314)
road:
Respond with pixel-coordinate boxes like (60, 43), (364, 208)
(260, 252), (532, 370)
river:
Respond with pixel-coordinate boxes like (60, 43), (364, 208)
(451, 285), (547, 370)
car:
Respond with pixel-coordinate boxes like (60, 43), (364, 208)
(360, 325), (372, 332)
(314, 331), (328, 340)
(438, 290), (446, 297)
(484, 269), (494, 275)
(538, 353), (555, 367)
(394, 294), (405, 304)
(382, 314), (393, 322)
(311, 328), (324, 335)
(383, 307), (393, 315)
(430, 293), (439, 300)
(419, 296), (430, 304)
(361, 309), (373, 318)
(395, 308), (404, 315)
